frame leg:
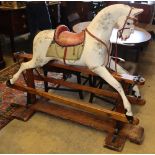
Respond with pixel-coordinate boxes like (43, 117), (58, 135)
(25, 69), (36, 104)
(104, 98), (126, 151)
(76, 72), (84, 99)
(43, 70), (49, 92)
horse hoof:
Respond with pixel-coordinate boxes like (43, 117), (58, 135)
(6, 80), (13, 87)
(125, 109), (133, 123)
(132, 90), (141, 98)
(138, 96), (141, 99)
(126, 115), (133, 124)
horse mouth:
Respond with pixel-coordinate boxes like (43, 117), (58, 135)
(117, 32), (129, 41)
(121, 35), (130, 41)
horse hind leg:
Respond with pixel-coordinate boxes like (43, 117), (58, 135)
(9, 59), (38, 84)
(91, 65), (133, 118)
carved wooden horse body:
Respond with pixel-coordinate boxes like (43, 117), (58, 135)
(9, 4), (143, 119)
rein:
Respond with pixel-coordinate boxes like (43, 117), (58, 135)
(113, 7), (135, 72)
(85, 28), (109, 52)
(118, 7), (135, 39)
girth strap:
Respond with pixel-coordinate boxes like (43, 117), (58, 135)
(63, 47), (67, 64)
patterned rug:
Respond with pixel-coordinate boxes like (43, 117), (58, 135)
(0, 62), (29, 129)
(0, 62), (61, 130)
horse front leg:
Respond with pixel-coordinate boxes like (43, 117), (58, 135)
(109, 58), (141, 98)
(91, 65), (133, 118)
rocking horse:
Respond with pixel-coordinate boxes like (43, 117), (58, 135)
(6, 4), (145, 151)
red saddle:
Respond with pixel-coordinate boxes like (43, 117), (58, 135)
(54, 25), (85, 47)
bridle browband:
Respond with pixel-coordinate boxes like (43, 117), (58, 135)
(85, 7), (136, 71)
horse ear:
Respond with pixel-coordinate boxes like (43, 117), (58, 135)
(132, 8), (144, 16)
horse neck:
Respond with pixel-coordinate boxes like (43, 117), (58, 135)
(87, 8), (120, 45)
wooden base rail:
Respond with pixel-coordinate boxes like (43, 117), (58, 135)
(7, 82), (139, 125)
(10, 99), (144, 152)
(33, 74), (145, 105)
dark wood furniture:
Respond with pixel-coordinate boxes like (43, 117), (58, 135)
(0, 40), (5, 69)
(60, 2), (92, 29)
(0, 7), (29, 53)
(48, 3), (60, 29)
(0, 3), (59, 69)
(0, 7), (28, 68)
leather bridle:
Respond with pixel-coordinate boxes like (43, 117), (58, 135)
(85, 28), (109, 52)
(118, 7), (137, 39)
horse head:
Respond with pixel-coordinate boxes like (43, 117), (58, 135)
(116, 5), (143, 40)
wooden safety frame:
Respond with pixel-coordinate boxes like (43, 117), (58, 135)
(7, 53), (145, 152)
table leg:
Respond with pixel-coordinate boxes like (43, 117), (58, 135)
(10, 34), (16, 61)
(0, 40), (6, 69)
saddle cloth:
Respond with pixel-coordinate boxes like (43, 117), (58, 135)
(46, 41), (84, 61)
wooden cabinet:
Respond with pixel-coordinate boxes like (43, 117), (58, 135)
(0, 4), (61, 69)
(9, 9), (28, 35)
(0, 7), (28, 35)
(0, 40), (5, 69)
(60, 2), (107, 29)
(0, 7), (28, 49)
(60, 2), (91, 29)
(0, 7), (29, 69)
(48, 3), (60, 29)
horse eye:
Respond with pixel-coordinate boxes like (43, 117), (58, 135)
(127, 22), (130, 25)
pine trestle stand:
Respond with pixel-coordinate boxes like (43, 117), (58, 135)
(7, 53), (145, 152)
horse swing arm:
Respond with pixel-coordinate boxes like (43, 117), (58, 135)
(6, 53), (145, 152)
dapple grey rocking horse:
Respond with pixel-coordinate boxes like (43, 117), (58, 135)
(8, 4), (143, 119)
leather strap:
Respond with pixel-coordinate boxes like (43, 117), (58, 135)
(63, 47), (67, 64)
(118, 7), (134, 39)
(85, 28), (110, 66)
(85, 28), (109, 52)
